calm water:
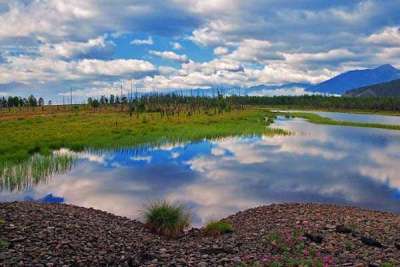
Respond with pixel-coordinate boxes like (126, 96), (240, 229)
(313, 111), (400, 125)
(1, 113), (400, 225)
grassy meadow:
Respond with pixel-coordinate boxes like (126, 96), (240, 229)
(0, 107), (283, 166)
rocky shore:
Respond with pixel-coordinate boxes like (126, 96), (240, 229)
(1, 202), (400, 266)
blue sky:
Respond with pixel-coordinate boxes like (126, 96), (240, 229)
(0, 0), (399, 101)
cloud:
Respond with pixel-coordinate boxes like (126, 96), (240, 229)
(225, 39), (282, 63)
(75, 59), (155, 76)
(130, 36), (153, 45)
(366, 26), (400, 46)
(39, 36), (115, 59)
(281, 49), (357, 67)
(247, 87), (320, 97)
(171, 42), (182, 50)
(149, 50), (189, 63)
(213, 46), (229, 56)
(1, 1), (400, 97)
(0, 56), (156, 85)
(0, 1), (199, 41)
(190, 26), (225, 46)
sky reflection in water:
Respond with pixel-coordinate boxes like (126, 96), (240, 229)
(314, 111), (400, 125)
(1, 116), (400, 226)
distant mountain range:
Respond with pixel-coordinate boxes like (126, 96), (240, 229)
(240, 64), (400, 96)
(307, 64), (400, 94)
(165, 64), (400, 96)
(345, 79), (400, 97)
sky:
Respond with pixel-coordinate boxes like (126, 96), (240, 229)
(0, 0), (399, 101)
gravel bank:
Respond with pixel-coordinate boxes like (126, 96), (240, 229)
(1, 202), (399, 266)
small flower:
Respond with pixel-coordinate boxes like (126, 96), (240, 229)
(303, 249), (309, 257)
(323, 255), (334, 266)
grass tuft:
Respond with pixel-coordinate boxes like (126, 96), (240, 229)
(0, 240), (8, 250)
(144, 200), (191, 238)
(203, 220), (234, 236)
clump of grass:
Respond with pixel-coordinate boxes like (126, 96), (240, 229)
(203, 220), (234, 236)
(0, 240), (8, 250)
(0, 218), (8, 250)
(144, 200), (190, 238)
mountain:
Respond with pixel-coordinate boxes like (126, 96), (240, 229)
(345, 79), (400, 97)
(308, 64), (400, 94)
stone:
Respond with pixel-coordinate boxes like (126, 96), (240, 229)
(304, 232), (323, 244)
(336, 225), (352, 234)
(360, 237), (383, 248)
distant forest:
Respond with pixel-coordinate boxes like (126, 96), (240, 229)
(345, 79), (400, 97)
(2, 93), (400, 112)
(232, 95), (400, 111)
(0, 95), (47, 108)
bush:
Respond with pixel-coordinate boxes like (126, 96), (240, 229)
(204, 220), (234, 236)
(144, 200), (190, 238)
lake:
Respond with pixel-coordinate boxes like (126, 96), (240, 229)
(314, 111), (400, 125)
(1, 112), (400, 226)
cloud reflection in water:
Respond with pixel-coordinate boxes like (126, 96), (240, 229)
(1, 117), (400, 225)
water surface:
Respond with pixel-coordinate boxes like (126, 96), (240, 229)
(1, 114), (400, 225)
(312, 111), (400, 125)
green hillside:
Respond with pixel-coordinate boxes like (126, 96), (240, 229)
(345, 79), (400, 97)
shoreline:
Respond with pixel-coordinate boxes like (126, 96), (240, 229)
(1, 202), (399, 266)
(258, 106), (400, 117)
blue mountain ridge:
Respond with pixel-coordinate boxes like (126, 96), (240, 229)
(307, 64), (400, 94)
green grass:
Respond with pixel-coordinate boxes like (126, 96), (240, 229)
(143, 200), (191, 238)
(282, 111), (400, 131)
(203, 220), (234, 236)
(0, 153), (75, 191)
(0, 109), (281, 166)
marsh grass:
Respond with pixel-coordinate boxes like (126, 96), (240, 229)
(203, 220), (234, 236)
(143, 200), (191, 238)
(0, 109), (283, 167)
(0, 153), (75, 191)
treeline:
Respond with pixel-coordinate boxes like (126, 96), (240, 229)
(0, 95), (47, 108)
(87, 94), (400, 112)
(87, 93), (232, 117)
(3, 93), (400, 113)
(229, 95), (400, 111)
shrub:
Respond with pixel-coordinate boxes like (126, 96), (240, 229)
(204, 220), (234, 236)
(144, 200), (190, 238)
